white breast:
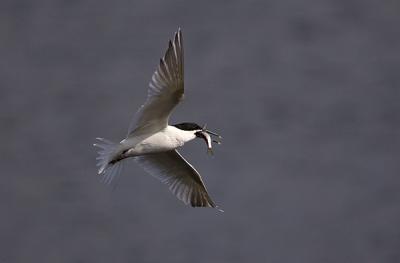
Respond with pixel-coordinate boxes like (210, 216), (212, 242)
(122, 126), (196, 157)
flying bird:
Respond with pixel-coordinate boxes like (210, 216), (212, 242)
(94, 29), (222, 210)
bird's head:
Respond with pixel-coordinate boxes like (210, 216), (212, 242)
(173, 122), (222, 155)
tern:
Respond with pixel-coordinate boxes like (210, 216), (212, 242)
(94, 29), (222, 209)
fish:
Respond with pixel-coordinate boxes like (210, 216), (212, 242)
(197, 130), (221, 155)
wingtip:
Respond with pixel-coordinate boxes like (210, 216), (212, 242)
(176, 28), (183, 43)
(209, 202), (224, 212)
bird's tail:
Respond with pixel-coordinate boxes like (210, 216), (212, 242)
(93, 137), (123, 184)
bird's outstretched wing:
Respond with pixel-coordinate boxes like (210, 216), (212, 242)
(127, 29), (184, 137)
(135, 150), (217, 208)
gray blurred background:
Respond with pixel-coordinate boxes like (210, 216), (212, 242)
(1, 0), (400, 262)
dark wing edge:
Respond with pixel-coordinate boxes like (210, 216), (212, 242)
(148, 28), (184, 99)
(135, 150), (218, 209)
(127, 28), (184, 137)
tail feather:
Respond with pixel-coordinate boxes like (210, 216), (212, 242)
(101, 161), (123, 185)
(93, 138), (123, 184)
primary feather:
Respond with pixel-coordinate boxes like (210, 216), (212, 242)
(127, 29), (184, 137)
(135, 150), (216, 208)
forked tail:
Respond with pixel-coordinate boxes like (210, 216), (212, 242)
(93, 138), (123, 184)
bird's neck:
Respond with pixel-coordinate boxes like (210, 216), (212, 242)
(166, 125), (197, 145)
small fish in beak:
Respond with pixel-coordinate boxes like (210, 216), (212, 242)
(195, 127), (222, 155)
(195, 131), (213, 154)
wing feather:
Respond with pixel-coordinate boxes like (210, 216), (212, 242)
(135, 150), (216, 208)
(128, 29), (184, 137)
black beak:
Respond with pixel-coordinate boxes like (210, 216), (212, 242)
(201, 124), (222, 139)
(205, 129), (222, 139)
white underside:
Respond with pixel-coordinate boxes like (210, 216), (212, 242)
(119, 125), (196, 158)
